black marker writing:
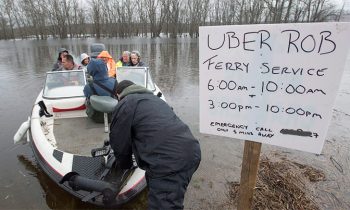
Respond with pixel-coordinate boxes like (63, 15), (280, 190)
(209, 121), (248, 130)
(207, 79), (249, 91)
(207, 30), (272, 51)
(207, 32), (239, 50)
(208, 99), (256, 112)
(266, 104), (322, 119)
(281, 29), (337, 54)
(280, 128), (312, 137)
(319, 31), (336, 55)
(202, 55), (249, 72)
(261, 81), (326, 95)
(261, 62), (327, 77)
(243, 30), (272, 51)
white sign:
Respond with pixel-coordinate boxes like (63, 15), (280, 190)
(199, 22), (350, 154)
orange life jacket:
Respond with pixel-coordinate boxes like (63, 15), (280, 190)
(97, 51), (117, 78)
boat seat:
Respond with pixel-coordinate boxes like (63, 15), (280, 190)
(89, 95), (118, 133)
(90, 95), (118, 113)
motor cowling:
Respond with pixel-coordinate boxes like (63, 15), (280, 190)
(60, 172), (119, 204)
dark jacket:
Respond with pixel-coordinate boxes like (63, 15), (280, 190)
(83, 59), (116, 97)
(52, 61), (62, 71)
(109, 85), (201, 177)
(130, 61), (146, 67)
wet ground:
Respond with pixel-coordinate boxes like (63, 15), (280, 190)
(0, 38), (349, 209)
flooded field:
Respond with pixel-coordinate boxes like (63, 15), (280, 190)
(0, 38), (349, 209)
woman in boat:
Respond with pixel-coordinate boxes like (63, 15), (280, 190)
(80, 53), (90, 67)
(83, 59), (117, 98)
(130, 51), (145, 67)
(52, 48), (69, 71)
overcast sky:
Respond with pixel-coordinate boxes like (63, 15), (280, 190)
(334, 0), (350, 9)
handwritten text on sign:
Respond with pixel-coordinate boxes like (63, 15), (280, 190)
(199, 23), (350, 154)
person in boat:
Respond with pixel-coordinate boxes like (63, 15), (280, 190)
(110, 80), (201, 210)
(130, 51), (145, 67)
(61, 54), (82, 71)
(83, 59), (117, 98)
(52, 47), (69, 71)
(51, 55), (83, 86)
(97, 50), (117, 78)
(80, 53), (90, 67)
(116, 51), (131, 67)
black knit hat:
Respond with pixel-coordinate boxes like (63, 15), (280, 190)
(115, 80), (135, 95)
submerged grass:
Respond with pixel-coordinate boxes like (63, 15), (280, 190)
(225, 156), (326, 210)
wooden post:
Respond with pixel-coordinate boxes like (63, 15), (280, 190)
(237, 140), (262, 210)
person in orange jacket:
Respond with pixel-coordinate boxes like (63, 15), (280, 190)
(97, 50), (117, 78)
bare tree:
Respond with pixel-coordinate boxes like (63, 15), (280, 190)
(336, 0), (346, 21)
(136, 0), (148, 37)
(145, 0), (159, 37)
(239, 0), (245, 24)
(310, 0), (337, 22)
(90, 0), (104, 38)
(284, 0), (294, 22)
(0, 0), (345, 40)
(9, 1), (25, 39)
(46, 0), (69, 38)
(3, 0), (15, 39)
(19, 0), (48, 39)
(115, 0), (126, 37)
(0, 1), (10, 39)
(169, 0), (181, 37)
(156, 0), (168, 36)
(245, 0), (265, 24)
(187, 0), (209, 37)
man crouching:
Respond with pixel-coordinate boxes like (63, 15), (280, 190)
(109, 80), (201, 210)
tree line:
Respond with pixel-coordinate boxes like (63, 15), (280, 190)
(0, 0), (346, 40)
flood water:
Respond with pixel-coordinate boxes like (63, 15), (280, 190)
(0, 38), (349, 209)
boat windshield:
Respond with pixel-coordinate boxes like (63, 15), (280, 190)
(117, 67), (155, 91)
(43, 70), (86, 99)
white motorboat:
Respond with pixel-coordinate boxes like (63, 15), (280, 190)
(14, 67), (165, 207)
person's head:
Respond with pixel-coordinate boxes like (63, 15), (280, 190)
(130, 51), (141, 66)
(62, 54), (75, 70)
(97, 51), (112, 64)
(80, 53), (90, 66)
(58, 48), (69, 61)
(121, 51), (130, 63)
(115, 80), (135, 100)
(87, 59), (108, 81)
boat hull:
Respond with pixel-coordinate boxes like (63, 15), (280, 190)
(20, 68), (166, 207)
(29, 92), (147, 207)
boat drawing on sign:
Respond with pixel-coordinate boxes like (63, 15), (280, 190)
(14, 66), (165, 207)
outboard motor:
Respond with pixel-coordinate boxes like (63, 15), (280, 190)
(60, 172), (119, 205)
